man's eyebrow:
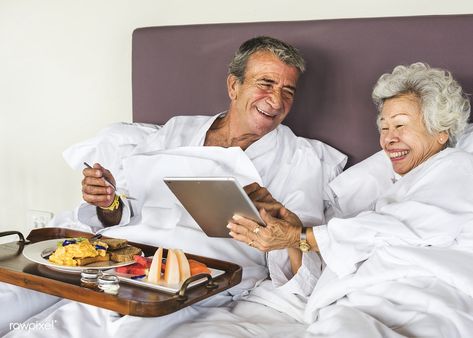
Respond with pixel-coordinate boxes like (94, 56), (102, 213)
(258, 77), (277, 83)
(258, 77), (296, 92)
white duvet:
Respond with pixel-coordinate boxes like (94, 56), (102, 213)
(6, 126), (473, 337)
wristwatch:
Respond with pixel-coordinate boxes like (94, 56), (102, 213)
(299, 227), (311, 252)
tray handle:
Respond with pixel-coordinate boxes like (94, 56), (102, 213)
(0, 231), (28, 243)
(174, 273), (218, 302)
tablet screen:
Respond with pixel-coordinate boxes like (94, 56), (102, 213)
(163, 177), (265, 238)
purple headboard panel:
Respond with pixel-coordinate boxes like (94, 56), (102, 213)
(132, 15), (473, 165)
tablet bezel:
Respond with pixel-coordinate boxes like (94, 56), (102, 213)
(163, 177), (265, 238)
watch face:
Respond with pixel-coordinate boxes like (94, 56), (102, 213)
(299, 240), (311, 252)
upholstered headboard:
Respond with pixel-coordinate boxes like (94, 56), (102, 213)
(132, 15), (473, 165)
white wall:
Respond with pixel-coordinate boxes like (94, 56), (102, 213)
(1, 0), (472, 238)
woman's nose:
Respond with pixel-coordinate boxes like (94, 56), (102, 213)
(382, 128), (400, 145)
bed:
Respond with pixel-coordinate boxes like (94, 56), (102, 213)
(2, 14), (473, 338)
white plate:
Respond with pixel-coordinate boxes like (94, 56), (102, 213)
(23, 238), (136, 272)
(108, 266), (225, 294)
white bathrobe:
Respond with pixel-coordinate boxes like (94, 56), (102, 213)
(163, 148), (473, 338)
(303, 147), (473, 337)
(1, 114), (345, 337)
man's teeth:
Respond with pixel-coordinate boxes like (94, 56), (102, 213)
(257, 108), (274, 117)
(389, 150), (409, 159)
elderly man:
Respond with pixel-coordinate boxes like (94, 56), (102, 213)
(0, 36), (345, 337)
(75, 35), (345, 292)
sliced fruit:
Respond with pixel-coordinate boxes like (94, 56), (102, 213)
(188, 259), (211, 276)
(147, 247), (163, 284)
(115, 265), (130, 274)
(127, 265), (148, 275)
(164, 249), (180, 285)
(174, 249), (191, 282)
(133, 255), (151, 268)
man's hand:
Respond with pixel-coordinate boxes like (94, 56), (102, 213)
(81, 163), (116, 208)
(244, 182), (283, 217)
(228, 208), (302, 252)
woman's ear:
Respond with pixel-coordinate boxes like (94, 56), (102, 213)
(227, 74), (239, 100)
(438, 131), (449, 145)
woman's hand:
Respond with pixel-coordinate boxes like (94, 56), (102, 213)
(81, 163), (116, 208)
(228, 207), (302, 252)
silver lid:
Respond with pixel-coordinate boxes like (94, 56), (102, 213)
(81, 269), (99, 279)
(98, 274), (119, 285)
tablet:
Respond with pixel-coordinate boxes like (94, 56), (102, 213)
(163, 177), (265, 238)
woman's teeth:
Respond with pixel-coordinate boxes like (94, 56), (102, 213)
(389, 150), (409, 159)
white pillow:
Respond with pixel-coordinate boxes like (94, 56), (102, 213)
(456, 123), (473, 153)
(62, 122), (161, 172)
(327, 150), (395, 218)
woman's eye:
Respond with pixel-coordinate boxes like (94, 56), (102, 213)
(395, 125), (404, 129)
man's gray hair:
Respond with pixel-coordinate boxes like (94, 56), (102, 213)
(228, 36), (306, 83)
(372, 62), (470, 146)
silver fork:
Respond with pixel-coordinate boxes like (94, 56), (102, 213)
(83, 162), (136, 200)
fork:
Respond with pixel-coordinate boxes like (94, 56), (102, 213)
(83, 162), (136, 200)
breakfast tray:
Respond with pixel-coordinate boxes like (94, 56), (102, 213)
(0, 228), (242, 317)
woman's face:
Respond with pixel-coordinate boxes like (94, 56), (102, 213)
(379, 94), (448, 175)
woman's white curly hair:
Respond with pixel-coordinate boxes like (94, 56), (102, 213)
(372, 62), (470, 146)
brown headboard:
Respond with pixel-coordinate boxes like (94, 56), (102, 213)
(132, 15), (473, 165)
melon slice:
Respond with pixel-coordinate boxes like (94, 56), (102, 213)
(189, 259), (211, 276)
(164, 249), (180, 285)
(175, 249), (191, 282)
(147, 247), (163, 284)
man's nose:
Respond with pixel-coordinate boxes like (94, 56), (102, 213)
(267, 89), (283, 109)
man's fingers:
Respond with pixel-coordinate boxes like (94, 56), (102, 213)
(243, 182), (261, 195)
(253, 201), (283, 216)
(82, 183), (113, 196)
(82, 192), (114, 206)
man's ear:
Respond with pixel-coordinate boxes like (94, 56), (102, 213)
(227, 74), (240, 100)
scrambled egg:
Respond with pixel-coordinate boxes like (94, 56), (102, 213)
(49, 239), (106, 266)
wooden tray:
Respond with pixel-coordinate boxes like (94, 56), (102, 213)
(0, 228), (242, 317)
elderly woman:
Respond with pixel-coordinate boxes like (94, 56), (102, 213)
(227, 62), (473, 337)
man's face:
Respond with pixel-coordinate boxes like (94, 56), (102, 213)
(227, 51), (300, 138)
(379, 94), (447, 175)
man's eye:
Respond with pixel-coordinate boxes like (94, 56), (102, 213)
(259, 83), (272, 89)
(283, 90), (295, 98)
(395, 125), (404, 129)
